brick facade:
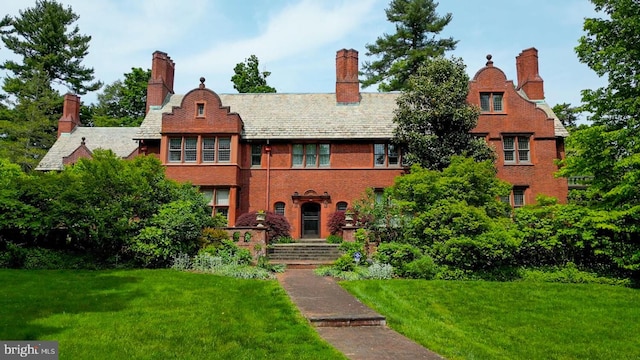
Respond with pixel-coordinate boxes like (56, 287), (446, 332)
(43, 47), (569, 239)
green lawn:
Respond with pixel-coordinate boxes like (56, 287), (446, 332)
(0, 269), (345, 359)
(341, 280), (640, 359)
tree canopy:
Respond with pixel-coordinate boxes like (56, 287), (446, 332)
(0, 0), (101, 95)
(91, 67), (151, 127)
(231, 55), (276, 93)
(0, 0), (100, 171)
(361, 0), (457, 91)
(393, 56), (495, 170)
(552, 103), (581, 130)
(561, 0), (640, 209)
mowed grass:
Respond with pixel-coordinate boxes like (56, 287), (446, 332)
(342, 280), (640, 360)
(0, 269), (345, 359)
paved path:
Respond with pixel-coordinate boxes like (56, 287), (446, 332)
(277, 269), (444, 360)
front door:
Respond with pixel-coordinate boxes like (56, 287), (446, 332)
(301, 202), (320, 238)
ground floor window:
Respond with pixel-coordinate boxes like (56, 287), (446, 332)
(274, 201), (285, 216)
(501, 186), (527, 208)
(200, 187), (231, 219)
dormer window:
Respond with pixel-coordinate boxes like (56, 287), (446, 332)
(480, 92), (503, 112)
(196, 102), (205, 117)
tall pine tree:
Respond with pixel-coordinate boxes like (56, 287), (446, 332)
(361, 0), (457, 91)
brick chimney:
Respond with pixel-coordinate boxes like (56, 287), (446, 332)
(57, 93), (81, 138)
(146, 51), (175, 113)
(336, 49), (360, 104)
(516, 48), (544, 100)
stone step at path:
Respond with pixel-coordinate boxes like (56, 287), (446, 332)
(268, 241), (342, 264)
(277, 269), (443, 359)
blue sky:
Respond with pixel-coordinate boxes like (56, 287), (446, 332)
(0, 0), (605, 111)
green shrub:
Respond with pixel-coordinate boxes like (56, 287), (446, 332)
(333, 254), (357, 272)
(0, 242), (27, 268)
(21, 248), (96, 270)
(199, 240), (252, 265)
(520, 263), (631, 286)
(326, 234), (343, 244)
(199, 227), (230, 248)
(404, 254), (438, 279)
(373, 242), (422, 277)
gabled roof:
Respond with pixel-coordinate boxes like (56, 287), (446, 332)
(36, 127), (139, 171)
(135, 92), (401, 140)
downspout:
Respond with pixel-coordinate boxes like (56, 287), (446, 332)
(265, 140), (271, 211)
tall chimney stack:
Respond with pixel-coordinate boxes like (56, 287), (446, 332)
(57, 93), (81, 138)
(516, 48), (544, 100)
(146, 51), (175, 113)
(336, 49), (360, 104)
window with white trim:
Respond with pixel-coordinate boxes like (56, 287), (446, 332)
(503, 135), (530, 164)
(292, 143), (330, 167)
(480, 92), (504, 112)
(374, 143), (400, 167)
(196, 102), (205, 117)
(215, 188), (230, 219)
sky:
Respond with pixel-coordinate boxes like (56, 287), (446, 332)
(0, 0), (606, 111)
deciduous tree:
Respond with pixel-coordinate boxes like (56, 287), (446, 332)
(231, 55), (276, 93)
(361, 0), (457, 91)
(561, 0), (640, 208)
(92, 67), (151, 126)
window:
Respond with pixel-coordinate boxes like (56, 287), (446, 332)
(374, 189), (385, 204)
(202, 138), (215, 162)
(374, 143), (400, 167)
(168, 137), (197, 162)
(196, 103), (205, 117)
(292, 144), (330, 167)
(274, 202), (285, 216)
(218, 138), (231, 162)
(200, 188), (230, 217)
(336, 201), (348, 211)
(215, 188), (230, 219)
(501, 187), (527, 208)
(184, 137), (197, 162)
(251, 144), (262, 166)
(480, 92), (504, 112)
(169, 138), (182, 162)
(168, 136), (232, 164)
(503, 136), (530, 164)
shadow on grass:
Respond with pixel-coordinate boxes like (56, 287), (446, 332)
(0, 270), (142, 340)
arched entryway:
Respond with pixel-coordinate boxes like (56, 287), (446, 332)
(301, 202), (321, 238)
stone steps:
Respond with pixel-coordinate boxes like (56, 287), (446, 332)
(267, 241), (342, 265)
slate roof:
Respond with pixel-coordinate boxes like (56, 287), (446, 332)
(36, 127), (140, 171)
(516, 89), (569, 138)
(135, 92), (401, 140)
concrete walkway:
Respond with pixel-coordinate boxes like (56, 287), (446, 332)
(277, 269), (443, 360)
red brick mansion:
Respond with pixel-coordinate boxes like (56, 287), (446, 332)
(38, 47), (568, 239)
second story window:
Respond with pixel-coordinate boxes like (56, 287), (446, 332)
(503, 135), (530, 164)
(480, 92), (504, 112)
(218, 138), (231, 162)
(374, 143), (400, 167)
(251, 144), (262, 166)
(168, 136), (232, 164)
(292, 144), (330, 167)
